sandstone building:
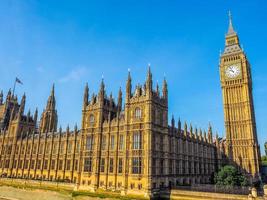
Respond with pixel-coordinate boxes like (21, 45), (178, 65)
(0, 14), (260, 197)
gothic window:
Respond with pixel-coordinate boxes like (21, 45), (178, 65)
(133, 132), (142, 150)
(118, 158), (123, 173)
(160, 136), (164, 151)
(86, 135), (94, 150)
(119, 135), (124, 150)
(84, 157), (92, 172)
(37, 160), (41, 170)
(44, 160), (48, 170)
(46, 143), (50, 154)
(24, 160), (29, 169)
(60, 143), (64, 154)
(76, 143), (80, 153)
(109, 158), (114, 173)
(59, 160), (63, 170)
(89, 114), (95, 125)
(169, 160), (172, 175)
(134, 107), (142, 119)
(27, 145), (31, 154)
(160, 159), (164, 174)
(132, 157), (142, 174)
(101, 135), (106, 150)
(33, 145), (37, 154)
(100, 158), (105, 172)
(74, 160), (78, 171)
(110, 135), (115, 150)
(51, 160), (55, 170)
(176, 160), (179, 175)
(53, 143), (58, 154)
(67, 142), (72, 153)
(66, 160), (71, 170)
(39, 144), (43, 154)
(30, 160), (35, 169)
(152, 158), (156, 175)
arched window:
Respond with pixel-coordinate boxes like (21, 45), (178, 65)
(135, 107), (142, 119)
(89, 114), (95, 125)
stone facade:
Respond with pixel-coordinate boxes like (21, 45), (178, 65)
(0, 14), (261, 198)
(219, 12), (260, 182)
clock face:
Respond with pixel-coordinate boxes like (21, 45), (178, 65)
(225, 65), (241, 78)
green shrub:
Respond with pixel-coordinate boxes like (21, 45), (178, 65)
(214, 165), (248, 187)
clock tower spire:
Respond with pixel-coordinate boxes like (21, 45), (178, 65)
(219, 12), (260, 182)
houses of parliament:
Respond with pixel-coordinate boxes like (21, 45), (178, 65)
(0, 14), (261, 197)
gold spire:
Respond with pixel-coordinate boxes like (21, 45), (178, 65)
(227, 11), (236, 35)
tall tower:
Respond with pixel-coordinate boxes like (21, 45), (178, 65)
(219, 12), (260, 181)
(39, 84), (58, 133)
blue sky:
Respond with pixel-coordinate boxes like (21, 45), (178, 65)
(0, 1), (266, 154)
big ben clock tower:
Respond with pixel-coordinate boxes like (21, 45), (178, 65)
(219, 12), (260, 181)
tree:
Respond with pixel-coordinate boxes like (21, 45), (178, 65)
(215, 165), (248, 187)
(262, 155), (267, 166)
(265, 142), (267, 156)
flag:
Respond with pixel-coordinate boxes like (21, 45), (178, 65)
(15, 77), (23, 85)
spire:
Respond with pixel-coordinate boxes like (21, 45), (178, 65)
(171, 115), (175, 128)
(178, 118), (181, 133)
(146, 64), (152, 93)
(74, 123), (78, 132)
(51, 83), (55, 96)
(227, 11), (236, 35)
(99, 77), (105, 99)
(66, 124), (70, 134)
(0, 90), (3, 104)
(162, 77), (168, 99)
(117, 87), (122, 113)
(156, 81), (160, 96)
(184, 121), (187, 137)
(126, 69), (132, 100)
(83, 83), (89, 109)
(34, 108), (38, 123)
(27, 109), (31, 122)
(46, 84), (56, 110)
(194, 127), (198, 139)
(216, 132), (219, 146)
(19, 93), (26, 114)
(208, 123), (213, 143)
(6, 89), (11, 101)
(189, 123), (193, 137)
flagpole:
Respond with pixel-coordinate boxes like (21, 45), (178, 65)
(12, 78), (17, 97)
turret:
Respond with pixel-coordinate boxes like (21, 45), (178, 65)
(18, 93), (26, 115)
(189, 123), (193, 138)
(171, 115), (175, 128)
(208, 123), (213, 143)
(26, 109), (31, 122)
(162, 77), (168, 99)
(6, 89), (11, 101)
(156, 81), (160, 96)
(46, 84), (56, 111)
(39, 84), (58, 133)
(178, 118), (181, 134)
(146, 66), (152, 95)
(83, 83), (89, 109)
(184, 121), (187, 137)
(34, 108), (38, 123)
(98, 78), (105, 102)
(0, 90), (3, 104)
(194, 127), (198, 139)
(126, 70), (132, 102)
(117, 87), (122, 113)
(215, 132), (219, 147)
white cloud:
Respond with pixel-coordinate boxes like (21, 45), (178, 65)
(59, 67), (87, 83)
